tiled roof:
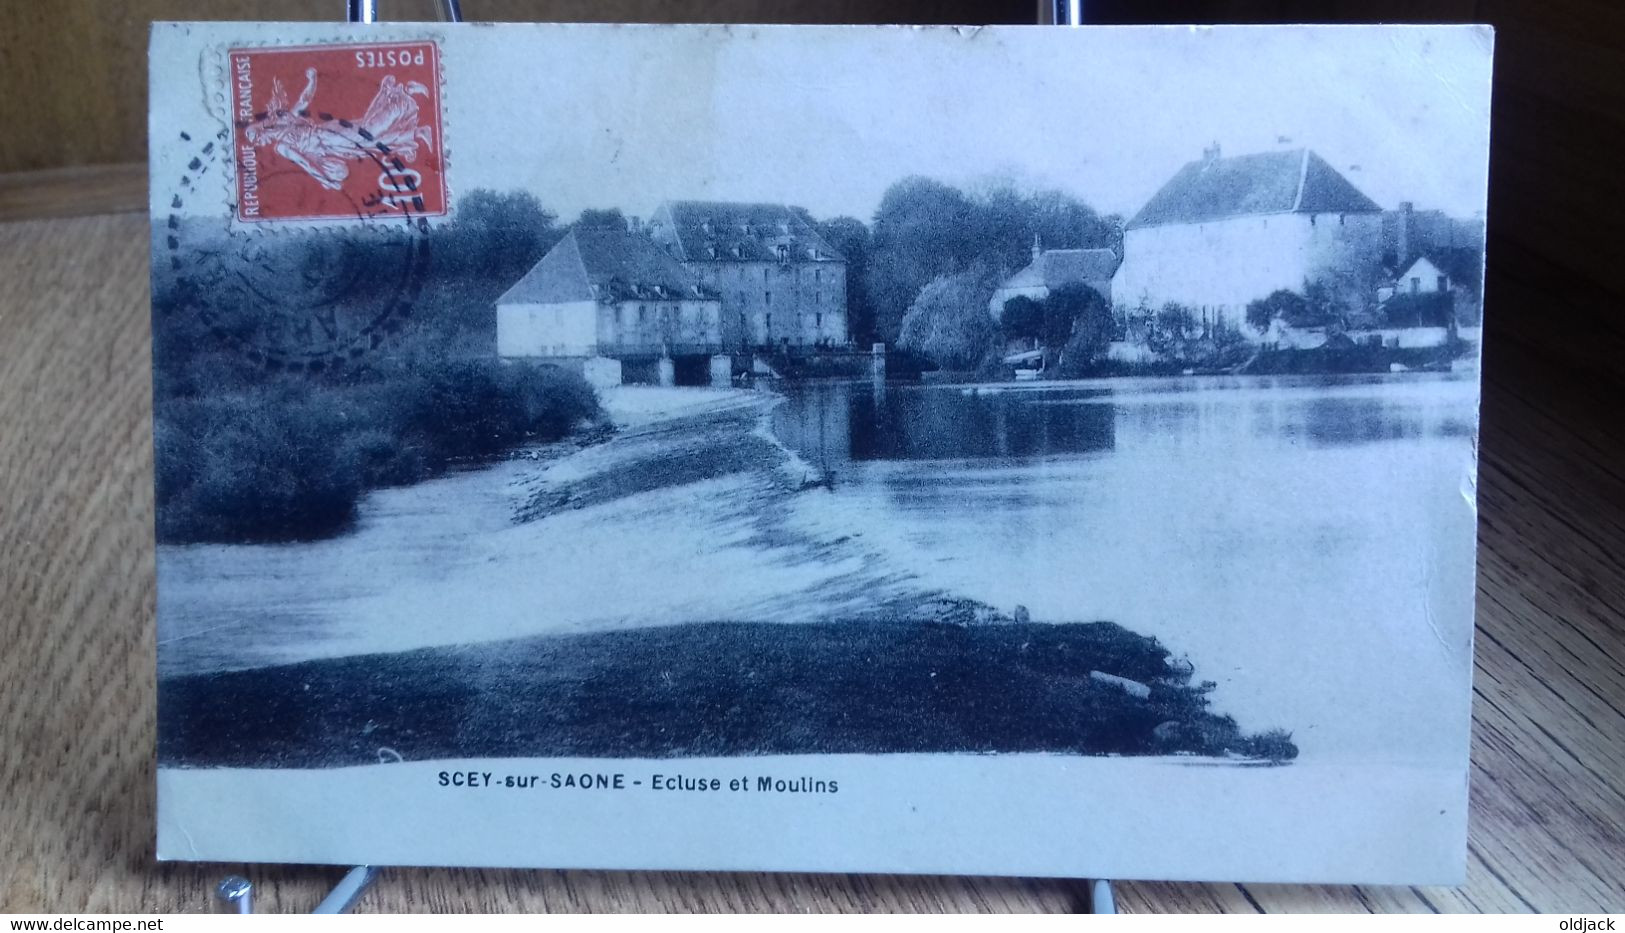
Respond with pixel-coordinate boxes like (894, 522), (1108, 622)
(1001, 248), (1120, 290)
(498, 229), (716, 306)
(1128, 149), (1381, 230)
(654, 201), (843, 263)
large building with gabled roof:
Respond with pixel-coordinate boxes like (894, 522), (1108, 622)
(1111, 146), (1384, 337)
(647, 201), (848, 350)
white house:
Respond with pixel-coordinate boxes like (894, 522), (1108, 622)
(496, 228), (725, 387)
(1378, 255), (1451, 303)
(1111, 146), (1384, 338)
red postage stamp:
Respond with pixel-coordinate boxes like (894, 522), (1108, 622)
(228, 41), (447, 223)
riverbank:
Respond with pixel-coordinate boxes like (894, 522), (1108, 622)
(159, 613), (1291, 767)
(159, 383), (1296, 766)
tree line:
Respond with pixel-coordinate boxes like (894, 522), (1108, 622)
(816, 177), (1122, 350)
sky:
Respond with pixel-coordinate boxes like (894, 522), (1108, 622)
(153, 23), (1495, 225)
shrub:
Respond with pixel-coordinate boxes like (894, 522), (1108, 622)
(339, 428), (428, 488)
(403, 358), (531, 461)
(1238, 727), (1299, 763)
(1050, 285), (1113, 377)
(998, 295), (1044, 340)
(157, 387), (363, 543)
(155, 360), (600, 544)
(1245, 289), (1311, 334)
(508, 363), (599, 441)
(1382, 291), (1452, 328)
(898, 272), (999, 371)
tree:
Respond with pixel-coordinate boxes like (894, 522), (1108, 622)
(865, 178), (978, 345)
(815, 216), (874, 345)
(865, 176), (1118, 347)
(999, 295), (1044, 341)
(1024, 188), (1121, 263)
(1048, 284), (1113, 371)
(968, 181), (1121, 274)
(574, 208), (628, 231)
(1304, 277), (1354, 329)
(1157, 302), (1198, 339)
(897, 272), (998, 370)
(1147, 302), (1200, 356)
(1245, 289), (1312, 334)
(1041, 283), (1106, 348)
(1381, 291), (1452, 328)
(442, 189), (560, 280)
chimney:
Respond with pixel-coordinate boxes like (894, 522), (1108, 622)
(1031, 232), (1042, 263)
(1397, 201), (1414, 265)
(1202, 141), (1222, 162)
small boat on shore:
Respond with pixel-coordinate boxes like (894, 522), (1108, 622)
(1004, 347), (1045, 381)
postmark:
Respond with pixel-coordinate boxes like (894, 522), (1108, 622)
(228, 40), (447, 224)
(161, 126), (432, 372)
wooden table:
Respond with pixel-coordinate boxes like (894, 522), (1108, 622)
(1, 171), (1622, 912)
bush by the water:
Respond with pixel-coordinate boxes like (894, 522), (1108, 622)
(152, 189), (606, 545)
(156, 359), (600, 544)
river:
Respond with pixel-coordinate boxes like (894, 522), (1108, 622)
(770, 373), (1480, 766)
(158, 375), (1479, 767)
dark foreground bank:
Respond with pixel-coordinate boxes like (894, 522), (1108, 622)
(159, 617), (1295, 768)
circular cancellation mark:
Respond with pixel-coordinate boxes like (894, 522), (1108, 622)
(160, 120), (432, 374)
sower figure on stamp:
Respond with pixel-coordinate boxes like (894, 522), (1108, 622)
(244, 67), (435, 191)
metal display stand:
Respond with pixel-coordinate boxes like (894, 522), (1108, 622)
(210, 0), (1114, 914)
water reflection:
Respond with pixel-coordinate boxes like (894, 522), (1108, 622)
(773, 375), (1478, 468)
(767, 373), (1480, 764)
(772, 381), (1118, 469)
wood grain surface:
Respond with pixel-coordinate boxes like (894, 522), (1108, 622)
(3, 0), (1625, 915)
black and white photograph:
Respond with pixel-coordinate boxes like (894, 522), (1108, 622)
(149, 22), (1492, 883)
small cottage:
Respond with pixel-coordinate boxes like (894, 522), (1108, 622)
(988, 237), (1119, 319)
(1379, 255), (1451, 303)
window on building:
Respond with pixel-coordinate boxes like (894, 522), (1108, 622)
(814, 269), (822, 283)
(776, 244), (789, 261)
(1437, 275), (1449, 292)
(765, 313), (772, 332)
(763, 268), (770, 282)
(765, 291), (772, 306)
(639, 304), (648, 322)
(1410, 277), (1421, 294)
(816, 312), (823, 328)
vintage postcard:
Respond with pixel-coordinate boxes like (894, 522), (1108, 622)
(150, 22), (1492, 883)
